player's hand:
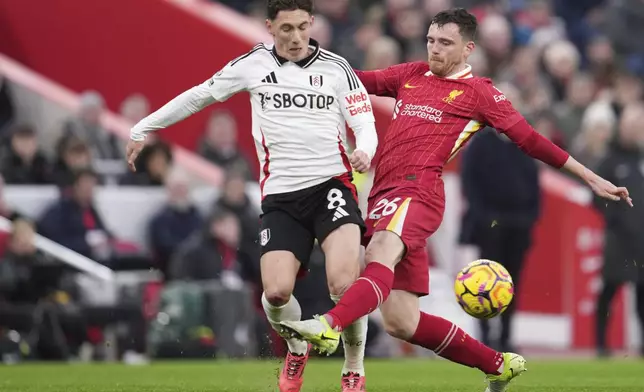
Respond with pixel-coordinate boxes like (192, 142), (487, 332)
(126, 139), (146, 172)
(349, 150), (370, 173)
(586, 171), (633, 207)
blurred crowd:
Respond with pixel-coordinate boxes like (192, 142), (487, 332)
(1, 0), (644, 361)
(221, 0), (644, 168)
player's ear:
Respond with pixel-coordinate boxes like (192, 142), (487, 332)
(310, 14), (315, 27)
(265, 19), (274, 36)
(464, 41), (475, 57)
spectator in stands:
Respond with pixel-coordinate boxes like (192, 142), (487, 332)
(554, 72), (596, 146)
(212, 166), (260, 281)
(198, 110), (253, 179)
(148, 169), (203, 277)
(0, 124), (51, 185)
(37, 169), (115, 266)
(501, 46), (544, 95)
(477, 13), (513, 77)
(169, 210), (252, 284)
(611, 72), (643, 117)
(459, 126), (541, 353)
(571, 100), (616, 170)
(593, 101), (644, 358)
(516, 0), (567, 50)
(0, 219), (85, 360)
(52, 137), (96, 190)
(120, 140), (173, 186)
(310, 13), (333, 49)
(0, 75), (15, 142)
(543, 40), (581, 101)
(586, 36), (616, 89)
(389, 5), (428, 61)
(363, 36), (402, 70)
(120, 93), (150, 125)
(61, 91), (122, 161)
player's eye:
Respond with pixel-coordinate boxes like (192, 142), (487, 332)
(282, 26), (292, 32)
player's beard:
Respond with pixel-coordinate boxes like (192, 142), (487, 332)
(429, 58), (446, 76)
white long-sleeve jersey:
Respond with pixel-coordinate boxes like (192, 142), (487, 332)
(131, 39), (378, 197)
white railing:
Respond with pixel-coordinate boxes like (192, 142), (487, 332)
(0, 216), (114, 282)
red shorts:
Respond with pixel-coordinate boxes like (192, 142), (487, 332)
(363, 182), (445, 296)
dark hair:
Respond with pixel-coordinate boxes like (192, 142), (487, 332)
(267, 0), (313, 20)
(11, 124), (36, 138)
(430, 8), (478, 41)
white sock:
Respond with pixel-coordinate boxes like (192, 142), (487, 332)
(331, 294), (367, 376)
(261, 292), (308, 355)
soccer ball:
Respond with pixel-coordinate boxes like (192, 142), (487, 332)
(454, 259), (514, 319)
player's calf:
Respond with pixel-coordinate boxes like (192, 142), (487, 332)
(381, 291), (507, 376)
(260, 252), (308, 355)
(379, 292), (421, 341)
(323, 223), (368, 379)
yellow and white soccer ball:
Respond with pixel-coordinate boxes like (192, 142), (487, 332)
(454, 259), (514, 319)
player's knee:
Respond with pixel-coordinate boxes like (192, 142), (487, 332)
(381, 312), (417, 340)
(325, 255), (360, 297)
(365, 231), (404, 268)
(326, 274), (354, 297)
(263, 286), (293, 307)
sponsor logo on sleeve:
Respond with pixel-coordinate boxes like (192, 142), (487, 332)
(345, 91), (372, 116)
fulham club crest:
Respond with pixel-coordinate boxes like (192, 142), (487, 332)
(309, 74), (324, 89)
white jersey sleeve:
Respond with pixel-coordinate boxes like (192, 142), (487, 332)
(206, 56), (249, 102)
(336, 67), (378, 160)
(130, 56), (249, 141)
(130, 82), (215, 141)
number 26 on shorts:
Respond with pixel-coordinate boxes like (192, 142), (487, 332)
(368, 197), (401, 220)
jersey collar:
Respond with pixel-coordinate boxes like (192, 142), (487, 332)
(425, 64), (473, 79)
(271, 38), (321, 68)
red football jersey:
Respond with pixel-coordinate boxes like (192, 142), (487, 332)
(356, 62), (527, 195)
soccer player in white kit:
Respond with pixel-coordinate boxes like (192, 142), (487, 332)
(125, 1), (377, 391)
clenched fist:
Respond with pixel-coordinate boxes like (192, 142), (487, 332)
(349, 150), (370, 173)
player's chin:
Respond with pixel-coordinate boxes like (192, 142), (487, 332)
(429, 61), (443, 72)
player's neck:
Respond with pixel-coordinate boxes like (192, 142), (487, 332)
(274, 46), (314, 63)
(428, 63), (472, 79)
(445, 63), (468, 78)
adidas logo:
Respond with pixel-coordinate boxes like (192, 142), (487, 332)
(261, 71), (278, 84)
(332, 206), (349, 222)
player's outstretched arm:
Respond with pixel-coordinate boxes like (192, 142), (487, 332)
(127, 60), (247, 171)
(562, 155), (632, 206)
(475, 79), (631, 206)
(126, 83), (216, 171)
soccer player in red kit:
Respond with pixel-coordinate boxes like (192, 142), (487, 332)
(281, 8), (632, 391)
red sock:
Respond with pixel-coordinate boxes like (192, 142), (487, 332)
(409, 312), (504, 375)
(326, 262), (394, 330)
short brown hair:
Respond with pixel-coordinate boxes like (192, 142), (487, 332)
(430, 8), (478, 41)
(267, 0), (313, 20)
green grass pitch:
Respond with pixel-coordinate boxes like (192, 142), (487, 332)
(2, 358), (643, 391)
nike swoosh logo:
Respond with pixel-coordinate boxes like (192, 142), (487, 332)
(404, 83), (419, 89)
(320, 335), (338, 341)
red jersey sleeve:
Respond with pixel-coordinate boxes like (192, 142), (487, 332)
(474, 79), (569, 168)
(473, 78), (523, 130)
(354, 62), (429, 98)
